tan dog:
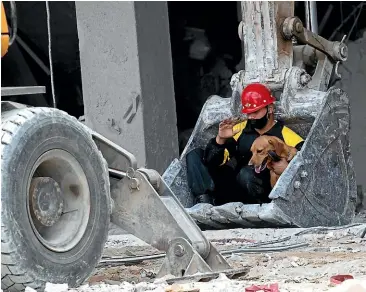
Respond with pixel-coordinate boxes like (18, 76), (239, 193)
(248, 135), (298, 188)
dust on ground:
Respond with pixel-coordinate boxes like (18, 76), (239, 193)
(72, 223), (366, 291)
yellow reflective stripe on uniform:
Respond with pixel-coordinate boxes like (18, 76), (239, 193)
(222, 149), (230, 165)
(233, 120), (247, 141)
(282, 126), (304, 147)
(220, 120), (247, 165)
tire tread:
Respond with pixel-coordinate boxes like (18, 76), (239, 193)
(1, 107), (108, 291)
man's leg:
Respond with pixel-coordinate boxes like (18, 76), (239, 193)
(236, 166), (272, 204)
(186, 148), (215, 204)
(186, 149), (246, 205)
(208, 164), (244, 205)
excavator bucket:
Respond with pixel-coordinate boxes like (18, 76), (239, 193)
(162, 2), (357, 229)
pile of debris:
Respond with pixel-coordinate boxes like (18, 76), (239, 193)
(23, 224), (366, 292)
(25, 273), (366, 292)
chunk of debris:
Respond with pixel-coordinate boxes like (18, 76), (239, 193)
(154, 274), (176, 284)
(328, 279), (366, 291)
(245, 283), (279, 292)
(330, 275), (354, 286)
(165, 283), (200, 292)
(44, 283), (68, 292)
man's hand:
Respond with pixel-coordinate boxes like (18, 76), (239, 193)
(270, 158), (289, 175)
(216, 118), (241, 145)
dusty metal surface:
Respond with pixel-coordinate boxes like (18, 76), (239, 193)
(1, 86), (46, 96)
(29, 177), (63, 227)
(110, 170), (208, 255)
(157, 237), (231, 278)
(337, 34), (366, 201)
(162, 1), (356, 229)
(109, 167), (241, 277)
(237, 2), (294, 89)
(272, 87), (356, 226)
(91, 131), (138, 172)
(281, 16), (348, 90)
(304, 1), (318, 34)
(282, 17), (347, 63)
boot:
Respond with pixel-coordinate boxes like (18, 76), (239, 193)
(195, 193), (214, 205)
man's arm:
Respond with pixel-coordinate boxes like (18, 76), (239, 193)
(203, 137), (237, 169)
(282, 126), (304, 151)
(294, 140), (304, 151)
(272, 126), (305, 175)
(203, 120), (246, 169)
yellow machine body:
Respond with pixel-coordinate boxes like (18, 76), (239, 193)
(1, 2), (9, 57)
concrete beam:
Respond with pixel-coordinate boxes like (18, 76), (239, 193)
(75, 1), (179, 173)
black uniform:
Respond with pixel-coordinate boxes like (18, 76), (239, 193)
(186, 120), (304, 205)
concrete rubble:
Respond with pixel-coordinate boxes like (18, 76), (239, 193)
(25, 224), (366, 292)
(28, 272), (366, 292)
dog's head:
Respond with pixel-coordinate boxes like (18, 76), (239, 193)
(248, 136), (285, 173)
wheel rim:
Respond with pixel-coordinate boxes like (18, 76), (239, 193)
(27, 149), (91, 252)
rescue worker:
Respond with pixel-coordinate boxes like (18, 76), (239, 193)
(186, 83), (304, 205)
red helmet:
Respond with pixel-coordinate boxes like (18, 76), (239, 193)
(241, 83), (276, 114)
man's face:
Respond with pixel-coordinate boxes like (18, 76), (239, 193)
(247, 106), (272, 120)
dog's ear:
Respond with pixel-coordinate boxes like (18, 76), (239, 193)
(269, 137), (285, 156)
(276, 140), (285, 156)
(268, 139), (277, 152)
(268, 138), (277, 148)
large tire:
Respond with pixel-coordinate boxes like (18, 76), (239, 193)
(1, 107), (111, 291)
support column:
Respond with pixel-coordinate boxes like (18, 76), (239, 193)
(75, 1), (179, 173)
